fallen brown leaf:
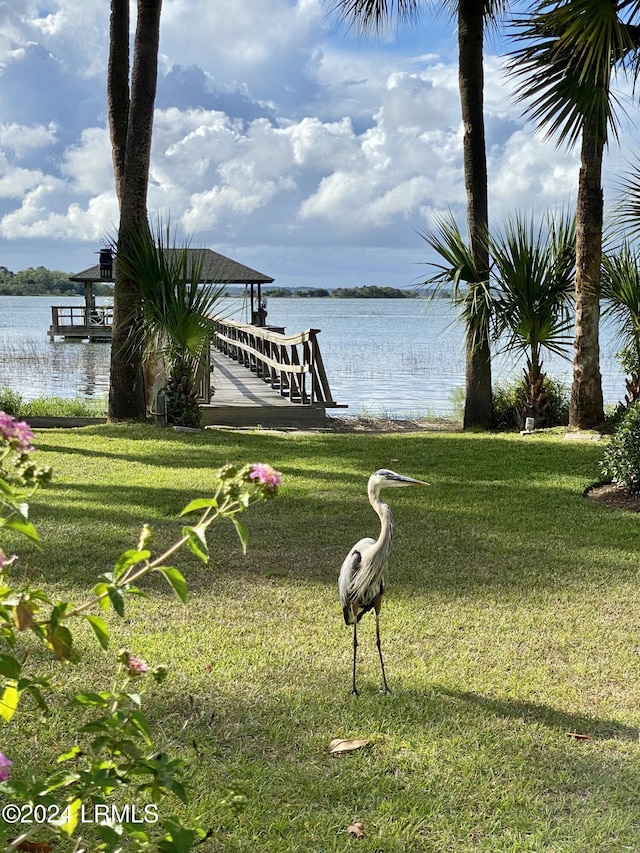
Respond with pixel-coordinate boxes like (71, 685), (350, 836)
(9, 841), (53, 852)
(346, 821), (365, 838)
(328, 738), (370, 754)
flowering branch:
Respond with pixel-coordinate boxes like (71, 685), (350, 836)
(0, 417), (282, 852)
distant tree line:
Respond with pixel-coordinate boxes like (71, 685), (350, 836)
(0, 266), (113, 296)
(265, 285), (422, 298)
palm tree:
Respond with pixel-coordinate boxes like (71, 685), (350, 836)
(421, 209), (575, 426)
(115, 221), (228, 428)
(331, 0), (508, 429)
(601, 242), (640, 405)
(489, 211), (576, 425)
(107, 0), (163, 421)
(507, 0), (640, 429)
(419, 211), (492, 370)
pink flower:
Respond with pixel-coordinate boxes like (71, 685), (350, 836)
(0, 752), (12, 782)
(0, 413), (34, 453)
(249, 463), (282, 492)
(126, 655), (149, 677)
(0, 550), (17, 570)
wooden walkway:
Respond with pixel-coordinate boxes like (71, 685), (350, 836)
(200, 354), (331, 428)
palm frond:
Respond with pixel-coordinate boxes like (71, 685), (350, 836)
(417, 212), (492, 353)
(330, 0), (421, 36)
(417, 212), (485, 296)
(488, 210), (576, 372)
(507, 0), (640, 147)
(611, 153), (640, 241)
(115, 217), (227, 365)
(602, 243), (640, 323)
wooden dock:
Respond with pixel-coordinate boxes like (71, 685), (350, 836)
(201, 355), (330, 428)
(198, 318), (345, 428)
(49, 305), (113, 341)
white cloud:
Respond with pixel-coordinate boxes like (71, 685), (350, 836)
(162, 0), (323, 67)
(30, 0), (108, 77)
(0, 162), (48, 200)
(60, 127), (114, 194)
(0, 182), (118, 240)
(0, 121), (58, 155)
(489, 130), (579, 217)
(0, 1), (637, 286)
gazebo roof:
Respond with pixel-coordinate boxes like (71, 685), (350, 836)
(69, 248), (274, 284)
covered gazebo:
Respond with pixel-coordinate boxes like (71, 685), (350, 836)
(49, 248), (276, 341)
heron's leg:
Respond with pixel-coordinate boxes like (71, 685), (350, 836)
(350, 602), (359, 696)
(374, 595), (390, 695)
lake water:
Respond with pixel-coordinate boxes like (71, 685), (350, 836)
(0, 295), (628, 418)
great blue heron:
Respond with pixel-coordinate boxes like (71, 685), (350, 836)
(338, 469), (429, 695)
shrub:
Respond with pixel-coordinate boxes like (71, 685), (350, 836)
(0, 391), (107, 419)
(601, 401), (640, 493)
(0, 388), (23, 417)
(493, 377), (570, 430)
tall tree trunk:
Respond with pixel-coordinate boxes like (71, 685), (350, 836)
(458, 0), (493, 429)
(108, 0), (162, 422)
(570, 117), (605, 429)
(108, 0), (129, 207)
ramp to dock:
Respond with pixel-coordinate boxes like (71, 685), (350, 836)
(201, 355), (329, 428)
(201, 317), (345, 428)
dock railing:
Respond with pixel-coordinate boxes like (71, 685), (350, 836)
(212, 317), (339, 407)
(49, 305), (113, 341)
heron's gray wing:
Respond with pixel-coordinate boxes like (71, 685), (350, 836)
(338, 538), (376, 624)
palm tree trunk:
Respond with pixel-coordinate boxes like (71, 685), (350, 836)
(107, 0), (129, 207)
(570, 117), (605, 429)
(108, 0), (162, 421)
(458, 0), (493, 429)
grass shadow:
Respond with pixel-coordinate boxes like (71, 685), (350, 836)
(434, 685), (638, 742)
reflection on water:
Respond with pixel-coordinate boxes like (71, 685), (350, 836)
(0, 295), (629, 418)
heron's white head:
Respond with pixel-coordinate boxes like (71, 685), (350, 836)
(369, 469), (430, 492)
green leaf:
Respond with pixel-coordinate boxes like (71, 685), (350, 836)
(107, 586), (126, 617)
(1, 516), (39, 543)
(231, 517), (249, 555)
(180, 497), (218, 516)
(0, 653), (21, 680)
(113, 548), (151, 580)
(39, 769), (81, 793)
(98, 825), (129, 845)
(72, 691), (110, 707)
(50, 601), (70, 628)
(59, 797), (82, 836)
(129, 709), (153, 745)
(24, 684), (47, 712)
(46, 624), (73, 661)
(85, 614), (110, 650)
(0, 682), (20, 722)
(157, 567), (188, 603)
(57, 745), (82, 763)
(183, 525), (208, 564)
(159, 819), (203, 853)
(93, 581), (111, 612)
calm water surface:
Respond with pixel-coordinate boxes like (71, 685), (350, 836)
(0, 295), (628, 418)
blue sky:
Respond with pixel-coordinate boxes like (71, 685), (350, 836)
(0, 1), (635, 287)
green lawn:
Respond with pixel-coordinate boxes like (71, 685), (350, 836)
(4, 424), (640, 852)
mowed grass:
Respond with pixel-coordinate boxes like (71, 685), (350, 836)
(6, 424), (640, 852)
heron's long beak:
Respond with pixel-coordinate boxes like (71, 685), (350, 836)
(392, 474), (430, 487)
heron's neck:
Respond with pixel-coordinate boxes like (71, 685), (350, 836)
(369, 488), (394, 557)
